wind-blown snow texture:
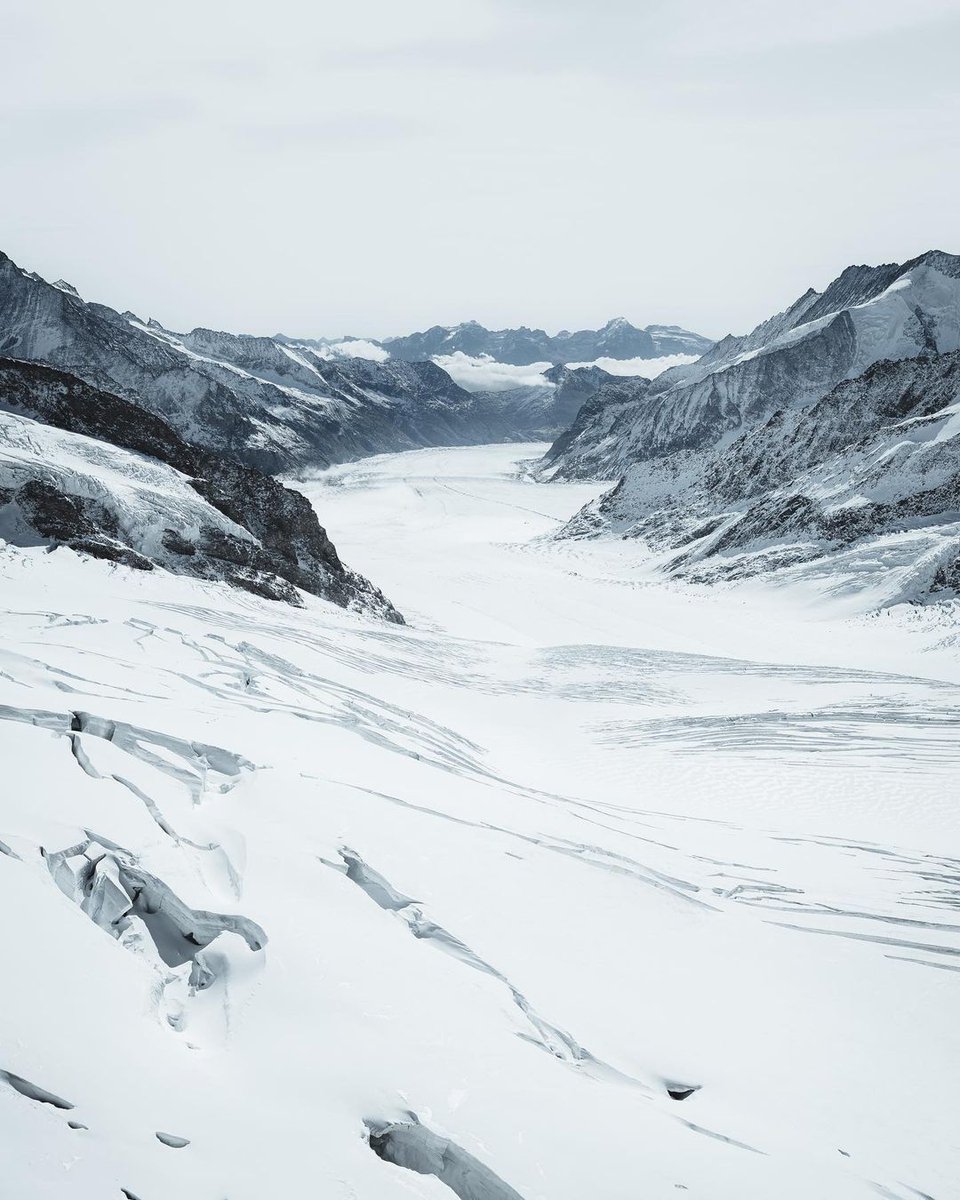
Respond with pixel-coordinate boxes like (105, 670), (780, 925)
(548, 251), (960, 603)
(2, 444), (958, 1199)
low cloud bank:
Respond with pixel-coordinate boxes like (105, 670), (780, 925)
(320, 339), (391, 363)
(310, 346), (702, 389)
(565, 353), (700, 376)
(431, 352), (556, 392)
(433, 351), (701, 392)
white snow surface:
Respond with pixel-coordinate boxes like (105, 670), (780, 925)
(431, 352), (559, 392)
(2, 444), (959, 1200)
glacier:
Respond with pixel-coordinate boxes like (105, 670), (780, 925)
(1, 443), (958, 1199)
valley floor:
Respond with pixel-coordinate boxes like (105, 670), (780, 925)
(2, 444), (959, 1199)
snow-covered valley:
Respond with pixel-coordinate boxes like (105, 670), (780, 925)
(2, 444), (959, 1199)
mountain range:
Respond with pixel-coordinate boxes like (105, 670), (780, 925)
(3, 246), (960, 610)
(0, 251), (696, 615)
(364, 317), (712, 365)
(0, 255), (659, 477)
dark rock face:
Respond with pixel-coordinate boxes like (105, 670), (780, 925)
(708, 493), (824, 554)
(0, 357), (402, 618)
(541, 364), (615, 428)
(791, 261), (903, 327)
(380, 317), (712, 366)
(15, 478), (108, 542)
(8, 479), (155, 571)
(543, 375), (654, 473)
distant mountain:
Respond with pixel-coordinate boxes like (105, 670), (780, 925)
(376, 317), (712, 365)
(547, 250), (960, 603)
(0, 357), (402, 617)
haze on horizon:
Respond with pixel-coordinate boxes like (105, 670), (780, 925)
(3, 0), (958, 343)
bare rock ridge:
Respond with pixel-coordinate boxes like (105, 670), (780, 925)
(0, 356), (402, 617)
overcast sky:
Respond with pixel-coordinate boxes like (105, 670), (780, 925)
(3, 0), (958, 341)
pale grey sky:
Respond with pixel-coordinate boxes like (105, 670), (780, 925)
(3, 0), (958, 341)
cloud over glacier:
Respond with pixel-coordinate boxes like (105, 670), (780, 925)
(433, 351), (700, 392)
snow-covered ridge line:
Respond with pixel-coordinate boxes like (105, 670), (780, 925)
(433, 351), (699, 393)
(277, 317), (714, 368)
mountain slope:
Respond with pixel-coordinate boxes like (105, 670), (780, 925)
(547, 251), (960, 605)
(562, 347), (960, 604)
(0, 357), (401, 618)
(546, 250), (960, 481)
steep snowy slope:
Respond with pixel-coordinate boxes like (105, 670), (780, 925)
(543, 252), (960, 605)
(0, 357), (400, 617)
(2, 445), (958, 1200)
(546, 250), (960, 480)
